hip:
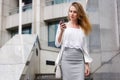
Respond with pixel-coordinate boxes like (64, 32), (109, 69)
(62, 47), (84, 61)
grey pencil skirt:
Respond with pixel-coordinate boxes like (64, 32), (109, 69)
(61, 47), (85, 80)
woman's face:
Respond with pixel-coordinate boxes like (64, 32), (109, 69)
(68, 6), (78, 21)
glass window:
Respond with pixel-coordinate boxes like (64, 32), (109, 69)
(22, 0), (32, 5)
(54, 0), (63, 4)
(9, 25), (32, 37)
(48, 22), (59, 47)
(48, 19), (67, 47)
(9, 1), (32, 15)
(45, 0), (80, 6)
(22, 27), (32, 34)
(46, 0), (54, 6)
(22, 4), (32, 12)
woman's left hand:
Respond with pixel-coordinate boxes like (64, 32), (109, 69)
(85, 63), (90, 77)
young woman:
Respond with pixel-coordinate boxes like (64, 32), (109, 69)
(55, 2), (93, 80)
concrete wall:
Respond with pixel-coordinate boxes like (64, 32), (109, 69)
(0, 0), (120, 77)
(21, 43), (40, 80)
(99, 0), (119, 61)
(0, 0), (18, 47)
(88, 0), (120, 79)
(40, 50), (58, 73)
(6, 10), (32, 28)
(117, 0), (120, 39)
(0, 0), (2, 47)
(100, 0), (119, 51)
(44, 1), (87, 20)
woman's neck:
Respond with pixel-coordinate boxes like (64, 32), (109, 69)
(70, 20), (77, 25)
(69, 21), (79, 28)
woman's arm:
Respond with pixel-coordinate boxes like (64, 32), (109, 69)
(82, 36), (92, 76)
(82, 36), (93, 63)
(55, 22), (66, 47)
(85, 63), (90, 76)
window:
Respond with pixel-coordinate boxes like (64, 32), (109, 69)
(9, 0), (32, 15)
(22, 27), (32, 34)
(45, 0), (80, 6)
(9, 24), (32, 37)
(22, 0), (32, 12)
(46, 0), (64, 6)
(48, 19), (68, 47)
(89, 24), (101, 52)
(48, 21), (59, 47)
(22, 0), (32, 5)
(22, 4), (32, 12)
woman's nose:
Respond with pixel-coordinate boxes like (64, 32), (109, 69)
(71, 12), (74, 15)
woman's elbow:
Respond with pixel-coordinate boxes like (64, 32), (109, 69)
(55, 40), (61, 47)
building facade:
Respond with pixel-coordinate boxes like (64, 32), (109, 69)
(0, 0), (120, 79)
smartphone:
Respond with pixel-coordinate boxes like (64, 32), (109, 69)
(60, 19), (65, 25)
(60, 19), (66, 29)
(61, 19), (65, 23)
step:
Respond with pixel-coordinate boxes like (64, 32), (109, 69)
(34, 74), (93, 80)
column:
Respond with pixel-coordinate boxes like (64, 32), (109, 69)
(32, 0), (40, 36)
(0, 0), (2, 47)
(114, 0), (119, 49)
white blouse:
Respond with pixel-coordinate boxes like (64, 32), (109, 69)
(55, 24), (93, 63)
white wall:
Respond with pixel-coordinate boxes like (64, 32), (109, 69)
(89, 0), (120, 74)
(0, 0), (18, 47)
(100, 0), (119, 51)
(6, 10), (32, 29)
(0, 0), (2, 47)
(118, 0), (120, 37)
(44, 1), (87, 20)
(40, 50), (58, 73)
(88, 11), (99, 24)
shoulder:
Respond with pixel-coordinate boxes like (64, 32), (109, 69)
(80, 27), (86, 37)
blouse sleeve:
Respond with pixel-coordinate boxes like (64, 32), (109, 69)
(55, 25), (62, 47)
(82, 36), (93, 63)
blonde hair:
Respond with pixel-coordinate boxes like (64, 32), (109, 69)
(68, 2), (92, 35)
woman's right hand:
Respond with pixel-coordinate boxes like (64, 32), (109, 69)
(59, 20), (66, 32)
(57, 20), (66, 43)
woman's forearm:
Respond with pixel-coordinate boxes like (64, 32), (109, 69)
(58, 31), (64, 43)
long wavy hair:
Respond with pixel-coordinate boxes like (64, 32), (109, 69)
(68, 2), (92, 35)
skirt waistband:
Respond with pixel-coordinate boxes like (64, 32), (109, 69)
(64, 47), (83, 53)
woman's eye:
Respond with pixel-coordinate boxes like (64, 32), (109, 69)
(74, 11), (77, 13)
(69, 10), (77, 13)
(69, 10), (72, 13)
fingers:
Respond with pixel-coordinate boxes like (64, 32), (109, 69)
(61, 24), (66, 28)
(85, 68), (90, 76)
(59, 20), (63, 25)
(59, 21), (66, 31)
(85, 64), (90, 77)
(59, 19), (65, 24)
